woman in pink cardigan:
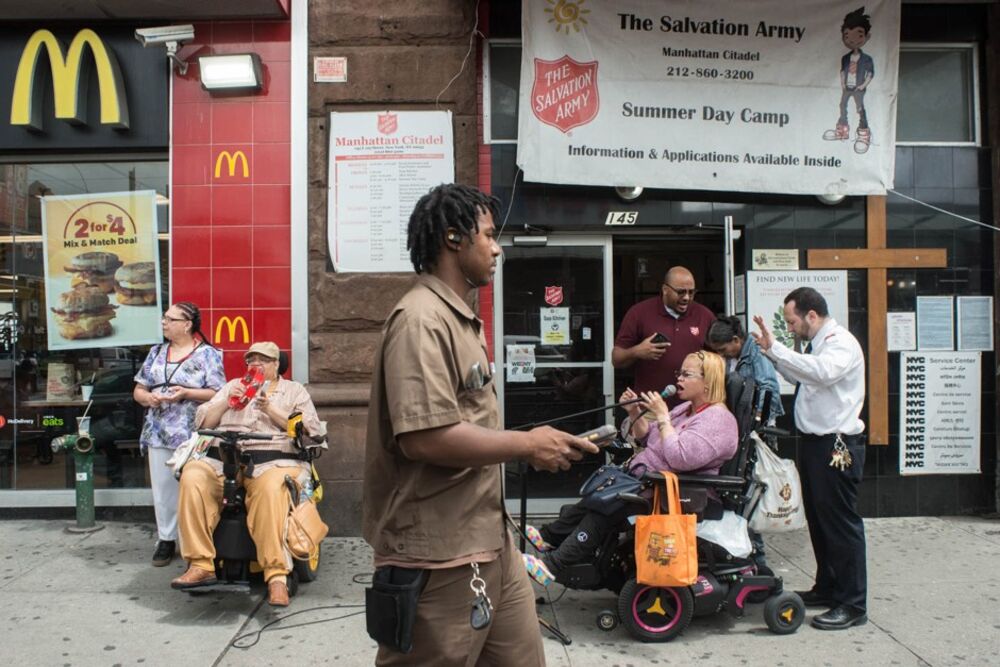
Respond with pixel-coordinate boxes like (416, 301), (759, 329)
(524, 351), (738, 585)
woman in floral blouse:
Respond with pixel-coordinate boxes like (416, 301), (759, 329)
(133, 302), (224, 567)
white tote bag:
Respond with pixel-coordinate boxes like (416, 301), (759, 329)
(748, 432), (806, 533)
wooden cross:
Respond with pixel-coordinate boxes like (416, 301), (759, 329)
(806, 195), (947, 445)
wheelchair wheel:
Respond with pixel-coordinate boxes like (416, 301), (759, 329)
(596, 609), (618, 632)
(763, 591), (805, 635)
(618, 577), (693, 642)
(292, 543), (320, 583)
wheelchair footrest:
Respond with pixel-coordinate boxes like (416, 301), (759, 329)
(183, 581), (252, 595)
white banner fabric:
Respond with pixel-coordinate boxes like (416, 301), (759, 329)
(517, 0), (900, 196)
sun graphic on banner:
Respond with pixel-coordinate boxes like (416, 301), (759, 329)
(545, 0), (590, 33)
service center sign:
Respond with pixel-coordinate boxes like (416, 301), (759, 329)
(517, 0), (900, 196)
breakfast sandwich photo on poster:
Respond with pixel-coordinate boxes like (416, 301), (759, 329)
(41, 190), (163, 350)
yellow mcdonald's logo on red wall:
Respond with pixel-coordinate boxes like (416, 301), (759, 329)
(10, 28), (129, 130)
(215, 316), (250, 344)
(214, 150), (250, 179)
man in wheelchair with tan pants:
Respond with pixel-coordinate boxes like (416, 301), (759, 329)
(170, 341), (325, 607)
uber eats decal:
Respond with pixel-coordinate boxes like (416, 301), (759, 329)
(41, 191), (163, 350)
(517, 0), (901, 196)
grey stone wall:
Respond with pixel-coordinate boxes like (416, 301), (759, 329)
(307, 0), (481, 534)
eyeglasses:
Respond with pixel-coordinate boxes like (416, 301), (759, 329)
(676, 370), (704, 380)
(246, 356), (277, 366)
(663, 284), (697, 298)
(161, 315), (188, 323)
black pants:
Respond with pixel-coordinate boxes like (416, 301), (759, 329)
(799, 433), (867, 611)
(540, 502), (628, 578)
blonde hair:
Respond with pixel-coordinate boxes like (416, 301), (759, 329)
(687, 351), (727, 405)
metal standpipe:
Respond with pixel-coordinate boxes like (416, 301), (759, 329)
(50, 416), (104, 534)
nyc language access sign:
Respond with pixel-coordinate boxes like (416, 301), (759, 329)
(517, 0), (901, 196)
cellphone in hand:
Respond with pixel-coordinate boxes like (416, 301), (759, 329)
(651, 332), (670, 345)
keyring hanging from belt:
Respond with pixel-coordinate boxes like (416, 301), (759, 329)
(829, 433), (853, 471)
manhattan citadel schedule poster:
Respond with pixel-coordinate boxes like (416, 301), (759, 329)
(517, 0), (901, 196)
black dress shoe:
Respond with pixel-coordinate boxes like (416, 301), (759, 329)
(152, 540), (176, 567)
(794, 589), (834, 608)
(811, 604), (868, 630)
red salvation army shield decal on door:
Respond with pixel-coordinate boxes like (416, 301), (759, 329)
(531, 56), (599, 133)
(377, 113), (398, 135)
(545, 286), (564, 306)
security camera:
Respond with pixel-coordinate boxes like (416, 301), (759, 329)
(135, 25), (195, 74)
(134, 25), (195, 47)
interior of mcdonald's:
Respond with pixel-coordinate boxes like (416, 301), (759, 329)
(0, 161), (169, 492)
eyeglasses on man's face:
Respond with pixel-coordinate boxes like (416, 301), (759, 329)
(663, 283), (697, 298)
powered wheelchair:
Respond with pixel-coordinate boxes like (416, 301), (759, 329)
(544, 374), (805, 642)
(174, 407), (328, 598)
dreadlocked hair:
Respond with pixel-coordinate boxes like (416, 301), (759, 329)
(406, 183), (501, 274)
(174, 301), (215, 348)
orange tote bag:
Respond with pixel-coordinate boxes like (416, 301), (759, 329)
(634, 471), (698, 587)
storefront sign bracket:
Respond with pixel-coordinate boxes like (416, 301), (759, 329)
(807, 195), (948, 445)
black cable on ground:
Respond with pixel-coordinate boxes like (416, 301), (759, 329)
(231, 604), (366, 649)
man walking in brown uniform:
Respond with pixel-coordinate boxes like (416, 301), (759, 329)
(363, 183), (597, 665)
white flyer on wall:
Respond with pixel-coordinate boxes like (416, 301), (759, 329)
(327, 111), (454, 272)
(899, 351), (980, 475)
(957, 296), (993, 351)
(518, 0), (900, 196)
(745, 270), (848, 393)
(916, 296), (954, 351)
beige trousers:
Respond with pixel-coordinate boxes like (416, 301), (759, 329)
(177, 460), (292, 582)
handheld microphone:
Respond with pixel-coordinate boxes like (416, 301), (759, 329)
(621, 384), (677, 406)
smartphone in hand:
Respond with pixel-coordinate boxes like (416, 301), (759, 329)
(651, 332), (670, 345)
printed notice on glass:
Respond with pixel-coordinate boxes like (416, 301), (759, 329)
(734, 274), (746, 314)
(886, 311), (915, 351)
(540, 307), (570, 345)
(916, 296), (954, 350)
(506, 344), (536, 383)
(899, 351), (980, 475)
(957, 296), (993, 351)
(327, 110), (454, 272)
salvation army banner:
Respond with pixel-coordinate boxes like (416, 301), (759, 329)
(41, 190), (163, 350)
(517, 0), (900, 196)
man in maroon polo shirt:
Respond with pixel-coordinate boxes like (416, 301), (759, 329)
(612, 266), (715, 396)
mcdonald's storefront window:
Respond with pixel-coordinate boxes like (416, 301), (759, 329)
(0, 160), (168, 492)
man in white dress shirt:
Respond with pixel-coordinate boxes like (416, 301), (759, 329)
(752, 286), (868, 631)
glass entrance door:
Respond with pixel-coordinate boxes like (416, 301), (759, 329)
(494, 236), (612, 508)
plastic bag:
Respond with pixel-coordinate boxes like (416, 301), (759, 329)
(748, 432), (806, 533)
(697, 509), (752, 558)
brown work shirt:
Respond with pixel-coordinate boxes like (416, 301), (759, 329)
(362, 274), (505, 567)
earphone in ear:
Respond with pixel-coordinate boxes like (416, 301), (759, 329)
(447, 232), (460, 243)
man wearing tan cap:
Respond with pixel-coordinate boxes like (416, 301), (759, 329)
(171, 341), (325, 607)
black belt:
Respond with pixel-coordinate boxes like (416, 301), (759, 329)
(241, 450), (307, 464)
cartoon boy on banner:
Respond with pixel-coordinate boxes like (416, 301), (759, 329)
(823, 7), (874, 154)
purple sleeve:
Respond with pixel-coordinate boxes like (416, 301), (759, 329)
(133, 345), (159, 387)
(203, 347), (226, 390)
(629, 405), (738, 475)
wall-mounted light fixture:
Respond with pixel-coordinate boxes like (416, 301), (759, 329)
(615, 186), (643, 202)
(198, 54), (263, 92)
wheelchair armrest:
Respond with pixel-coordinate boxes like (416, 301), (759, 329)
(643, 470), (744, 490)
(676, 474), (746, 489)
(617, 492), (651, 514)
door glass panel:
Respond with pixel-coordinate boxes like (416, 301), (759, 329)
(500, 244), (608, 499)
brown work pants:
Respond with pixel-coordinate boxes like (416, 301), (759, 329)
(177, 460), (292, 583)
(376, 534), (545, 667)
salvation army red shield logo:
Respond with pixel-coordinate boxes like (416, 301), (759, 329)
(690, 326), (701, 337)
(377, 113), (398, 135)
(531, 56), (599, 133)
(544, 286), (564, 306)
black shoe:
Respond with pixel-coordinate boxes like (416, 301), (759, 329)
(811, 604), (867, 630)
(794, 589), (835, 608)
(152, 540), (176, 567)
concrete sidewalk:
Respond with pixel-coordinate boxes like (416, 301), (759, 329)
(1, 516), (998, 666)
